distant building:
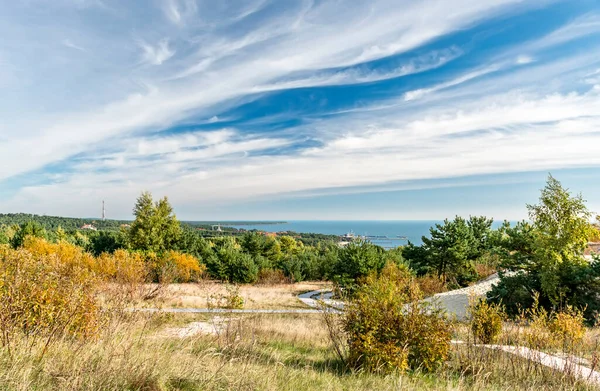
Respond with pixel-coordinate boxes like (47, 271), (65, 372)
(81, 224), (97, 231)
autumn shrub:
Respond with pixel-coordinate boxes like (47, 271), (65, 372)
(23, 236), (96, 270)
(468, 298), (503, 344)
(548, 306), (585, 350)
(95, 250), (149, 302)
(0, 247), (101, 351)
(341, 263), (451, 373)
(95, 249), (147, 283)
(474, 262), (497, 280)
(148, 251), (205, 283)
(519, 295), (552, 350)
(518, 294), (586, 351)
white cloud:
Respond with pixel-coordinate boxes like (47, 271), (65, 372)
(7, 85), (600, 219)
(162, 0), (197, 26)
(516, 55), (534, 64)
(258, 47), (464, 92)
(532, 13), (600, 49)
(0, 0), (530, 182)
(138, 38), (175, 65)
(62, 39), (86, 52)
(404, 64), (502, 101)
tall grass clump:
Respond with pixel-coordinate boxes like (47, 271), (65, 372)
(518, 294), (587, 352)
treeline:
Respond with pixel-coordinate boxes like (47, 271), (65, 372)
(0, 193), (380, 284)
(3, 176), (600, 322)
(0, 213), (128, 231)
(0, 213), (340, 247)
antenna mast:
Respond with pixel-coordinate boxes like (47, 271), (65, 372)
(102, 200), (106, 221)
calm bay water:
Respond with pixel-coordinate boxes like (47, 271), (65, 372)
(228, 220), (440, 247)
(227, 220), (511, 248)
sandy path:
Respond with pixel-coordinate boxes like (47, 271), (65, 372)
(425, 273), (500, 320)
(298, 273), (502, 319)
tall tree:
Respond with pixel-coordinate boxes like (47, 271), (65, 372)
(422, 217), (476, 285)
(488, 175), (599, 318)
(467, 215), (494, 259)
(127, 192), (182, 252)
(526, 174), (593, 302)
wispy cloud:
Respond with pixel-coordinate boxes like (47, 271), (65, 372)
(515, 55), (534, 64)
(138, 38), (174, 65)
(533, 13), (600, 49)
(404, 64), (502, 101)
(62, 39), (86, 52)
(162, 0), (197, 26)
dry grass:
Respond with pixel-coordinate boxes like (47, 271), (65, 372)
(1, 311), (599, 390)
(145, 281), (330, 309)
(455, 319), (600, 372)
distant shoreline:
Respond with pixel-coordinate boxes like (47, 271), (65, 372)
(184, 221), (287, 226)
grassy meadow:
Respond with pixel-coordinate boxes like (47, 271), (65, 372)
(1, 300), (598, 391)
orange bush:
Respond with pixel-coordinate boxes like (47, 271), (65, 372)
(95, 249), (147, 285)
(0, 247), (101, 347)
(0, 237), (209, 356)
(151, 251), (205, 283)
(23, 236), (96, 270)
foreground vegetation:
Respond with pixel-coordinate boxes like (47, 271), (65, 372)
(0, 174), (599, 390)
(1, 309), (598, 391)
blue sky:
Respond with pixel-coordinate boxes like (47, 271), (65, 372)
(1, 0), (599, 221)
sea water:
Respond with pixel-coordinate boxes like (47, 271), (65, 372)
(227, 220), (438, 247)
(226, 220), (511, 248)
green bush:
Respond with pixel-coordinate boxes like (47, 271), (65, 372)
(228, 253), (259, 284)
(333, 240), (386, 292)
(10, 221), (47, 249)
(209, 245), (259, 284)
(280, 255), (305, 283)
(468, 298), (503, 344)
(342, 263), (451, 373)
